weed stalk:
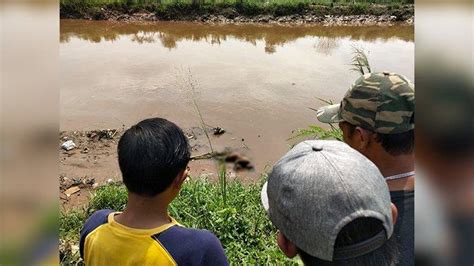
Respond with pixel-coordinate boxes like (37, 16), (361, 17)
(180, 68), (214, 154)
(218, 159), (227, 206)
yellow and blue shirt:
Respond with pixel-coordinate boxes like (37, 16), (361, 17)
(80, 209), (228, 266)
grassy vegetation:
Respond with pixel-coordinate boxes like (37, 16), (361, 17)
(291, 124), (343, 141)
(60, 177), (299, 265)
(60, 0), (414, 20)
(290, 97), (343, 142)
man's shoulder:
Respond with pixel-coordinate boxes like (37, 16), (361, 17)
(390, 191), (414, 265)
(390, 190), (414, 219)
(390, 190), (414, 202)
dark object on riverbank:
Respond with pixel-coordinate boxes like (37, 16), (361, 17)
(60, 2), (414, 25)
(235, 156), (254, 171)
(225, 152), (240, 162)
(213, 127), (226, 135)
(193, 151), (254, 170)
(87, 129), (118, 141)
(224, 152), (254, 170)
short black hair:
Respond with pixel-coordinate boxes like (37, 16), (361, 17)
(117, 118), (191, 197)
(345, 123), (414, 156)
(298, 218), (399, 266)
(375, 130), (414, 156)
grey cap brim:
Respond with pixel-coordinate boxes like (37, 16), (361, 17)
(316, 104), (344, 124)
(260, 182), (269, 212)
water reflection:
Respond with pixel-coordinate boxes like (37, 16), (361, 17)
(314, 37), (340, 55)
(60, 20), (413, 54)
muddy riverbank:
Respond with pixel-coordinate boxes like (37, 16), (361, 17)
(60, 126), (263, 209)
(60, 4), (414, 26)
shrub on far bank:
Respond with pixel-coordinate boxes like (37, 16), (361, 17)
(60, 177), (298, 265)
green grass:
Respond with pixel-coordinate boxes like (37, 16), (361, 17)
(290, 124), (343, 141)
(60, 177), (298, 265)
(60, 210), (86, 264)
(290, 97), (343, 142)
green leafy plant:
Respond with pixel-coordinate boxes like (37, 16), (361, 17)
(350, 45), (372, 75)
(60, 209), (87, 265)
(290, 97), (343, 141)
(290, 124), (342, 141)
(88, 183), (128, 213)
(218, 159), (228, 206)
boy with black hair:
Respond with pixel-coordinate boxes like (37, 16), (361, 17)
(80, 118), (228, 266)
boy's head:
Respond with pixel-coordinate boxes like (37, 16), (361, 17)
(118, 118), (191, 197)
(261, 140), (398, 265)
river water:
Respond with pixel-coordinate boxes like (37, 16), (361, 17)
(60, 20), (413, 175)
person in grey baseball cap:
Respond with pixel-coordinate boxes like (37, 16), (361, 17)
(317, 72), (415, 265)
(261, 140), (399, 265)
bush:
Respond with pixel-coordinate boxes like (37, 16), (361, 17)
(271, 2), (306, 16)
(60, 209), (86, 265)
(155, 2), (200, 19)
(290, 125), (343, 141)
(59, 178), (298, 265)
(349, 2), (369, 15)
(88, 183), (128, 212)
(235, 2), (264, 16)
(60, 0), (94, 18)
(60, 209), (86, 239)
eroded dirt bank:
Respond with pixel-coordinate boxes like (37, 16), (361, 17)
(60, 4), (414, 26)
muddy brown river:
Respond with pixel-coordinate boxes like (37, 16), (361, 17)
(60, 20), (414, 179)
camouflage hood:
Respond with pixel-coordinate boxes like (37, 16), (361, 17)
(317, 72), (415, 134)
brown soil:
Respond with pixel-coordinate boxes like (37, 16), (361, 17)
(59, 127), (257, 209)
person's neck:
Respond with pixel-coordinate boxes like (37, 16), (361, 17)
(115, 193), (171, 229)
(370, 152), (415, 192)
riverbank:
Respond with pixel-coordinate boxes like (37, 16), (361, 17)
(59, 127), (263, 209)
(60, 2), (414, 25)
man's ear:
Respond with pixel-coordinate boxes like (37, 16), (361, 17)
(391, 203), (398, 225)
(354, 126), (371, 151)
(277, 232), (298, 258)
(173, 167), (188, 189)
